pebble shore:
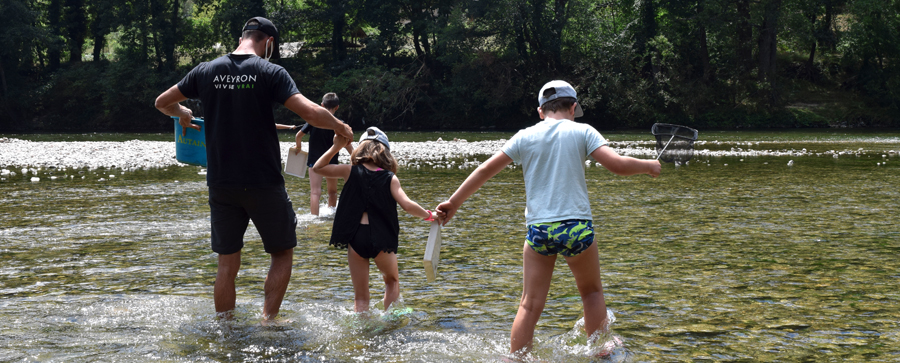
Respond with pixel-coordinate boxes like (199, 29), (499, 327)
(0, 138), (517, 170)
(1, 137), (895, 171)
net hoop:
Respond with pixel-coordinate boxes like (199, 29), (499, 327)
(651, 123), (698, 163)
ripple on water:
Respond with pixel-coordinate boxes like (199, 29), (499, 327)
(0, 294), (514, 362)
(3, 134), (900, 362)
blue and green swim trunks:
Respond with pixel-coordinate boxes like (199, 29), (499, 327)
(526, 219), (594, 257)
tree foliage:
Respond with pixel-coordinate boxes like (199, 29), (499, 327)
(1, 0), (899, 131)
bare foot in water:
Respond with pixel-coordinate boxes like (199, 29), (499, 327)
(595, 336), (623, 358)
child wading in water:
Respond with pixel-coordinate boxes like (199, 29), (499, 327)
(295, 92), (353, 215)
(313, 127), (437, 312)
(436, 80), (661, 358)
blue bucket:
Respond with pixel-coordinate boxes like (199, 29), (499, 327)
(172, 117), (207, 167)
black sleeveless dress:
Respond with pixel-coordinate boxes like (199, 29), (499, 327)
(330, 165), (399, 258)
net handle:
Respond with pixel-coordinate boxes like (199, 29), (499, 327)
(656, 134), (675, 161)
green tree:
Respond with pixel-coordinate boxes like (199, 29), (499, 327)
(63, 0), (87, 63)
(48, 0), (63, 70)
(202, 0), (266, 46)
(843, 0), (900, 112)
(0, 0), (46, 127)
(86, 0), (120, 62)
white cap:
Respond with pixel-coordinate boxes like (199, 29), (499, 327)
(538, 80), (584, 118)
(358, 126), (390, 150)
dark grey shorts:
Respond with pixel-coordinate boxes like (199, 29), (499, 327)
(208, 186), (297, 255)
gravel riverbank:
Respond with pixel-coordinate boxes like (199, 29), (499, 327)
(0, 138), (519, 170)
(2, 137), (895, 171)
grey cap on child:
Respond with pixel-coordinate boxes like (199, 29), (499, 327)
(359, 126), (391, 150)
(538, 80), (584, 118)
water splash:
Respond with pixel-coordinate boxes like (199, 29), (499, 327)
(532, 309), (629, 362)
(295, 204), (336, 227)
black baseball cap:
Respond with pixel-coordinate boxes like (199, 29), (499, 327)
(242, 17), (280, 59)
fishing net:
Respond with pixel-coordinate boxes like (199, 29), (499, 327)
(652, 123), (698, 163)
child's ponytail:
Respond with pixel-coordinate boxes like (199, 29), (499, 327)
(350, 140), (398, 174)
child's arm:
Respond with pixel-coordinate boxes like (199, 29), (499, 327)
(344, 142), (354, 155)
(275, 123), (298, 130)
(338, 121), (354, 155)
(435, 150), (513, 225)
(591, 145), (661, 177)
(312, 134), (352, 179)
(293, 129), (306, 154)
(390, 176), (435, 221)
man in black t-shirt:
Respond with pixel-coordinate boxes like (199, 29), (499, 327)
(154, 16), (353, 320)
(294, 93), (353, 215)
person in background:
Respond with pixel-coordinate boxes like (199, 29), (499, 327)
(275, 123), (300, 130)
(313, 127), (437, 312)
(294, 92), (353, 215)
(436, 80), (661, 358)
(154, 16), (353, 321)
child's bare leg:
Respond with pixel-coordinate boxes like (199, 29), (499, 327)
(326, 177), (339, 208)
(510, 243), (556, 356)
(308, 169), (324, 215)
(564, 242), (608, 338)
(372, 251), (399, 310)
(348, 246), (371, 312)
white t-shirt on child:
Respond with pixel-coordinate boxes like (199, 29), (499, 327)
(502, 118), (608, 226)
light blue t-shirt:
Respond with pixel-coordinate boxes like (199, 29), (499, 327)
(501, 118), (608, 225)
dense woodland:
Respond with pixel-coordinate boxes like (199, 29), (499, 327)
(1, 0), (898, 132)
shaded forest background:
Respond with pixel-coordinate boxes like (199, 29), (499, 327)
(1, 0), (899, 132)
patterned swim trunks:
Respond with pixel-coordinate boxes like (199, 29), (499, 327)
(526, 219), (594, 257)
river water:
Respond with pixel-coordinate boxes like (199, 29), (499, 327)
(1, 130), (899, 362)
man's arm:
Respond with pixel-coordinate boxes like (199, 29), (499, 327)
(284, 93), (353, 140)
(155, 85), (200, 136)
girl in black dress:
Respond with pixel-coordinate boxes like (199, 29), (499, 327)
(312, 127), (437, 312)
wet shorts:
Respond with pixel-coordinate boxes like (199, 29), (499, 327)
(306, 154), (339, 168)
(526, 219), (594, 257)
(209, 186), (297, 255)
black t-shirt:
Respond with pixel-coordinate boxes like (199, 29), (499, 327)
(177, 54), (299, 188)
(300, 123), (339, 165)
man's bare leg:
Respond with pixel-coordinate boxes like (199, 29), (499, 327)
(263, 248), (293, 320)
(215, 251), (242, 319)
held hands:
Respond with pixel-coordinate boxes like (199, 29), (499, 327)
(434, 201), (458, 226)
(336, 123), (354, 141)
(333, 134), (351, 149)
(423, 210), (438, 223)
(423, 210), (446, 225)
